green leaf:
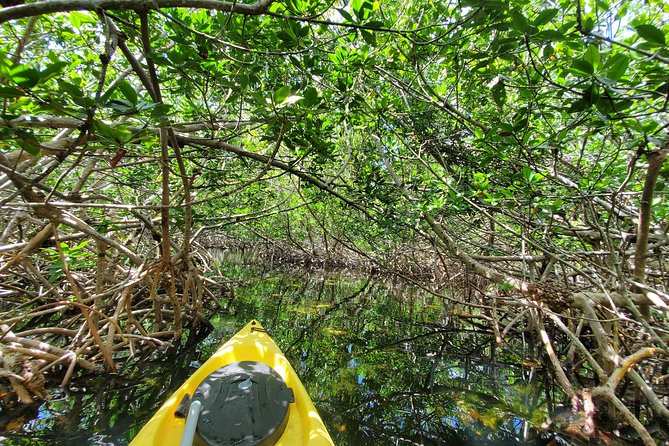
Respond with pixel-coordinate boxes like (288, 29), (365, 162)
(336, 8), (354, 23)
(583, 15), (595, 32)
(39, 62), (67, 82)
(537, 30), (565, 41)
(361, 30), (376, 46)
(273, 86), (291, 104)
(522, 166), (537, 182)
(288, 56), (302, 69)
(15, 129), (41, 156)
(167, 49), (186, 64)
(277, 31), (295, 43)
(571, 59), (594, 76)
(0, 86), (24, 98)
(93, 119), (131, 143)
(603, 54), (629, 80)
(566, 98), (589, 113)
(277, 95), (304, 108)
(58, 80), (84, 98)
(10, 66), (39, 89)
(352, 0), (373, 21)
(498, 282), (515, 291)
(584, 45), (600, 70)
(0, 53), (12, 79)
(303, 87), (320, 106)
(582, 85), (600, 105)
(511, 10), (530, 32)
(559, 21), (576, 33)
(635, 24), (666, 46)
(513, 115), (528, 131)
(491, 81), (507, 108)
(93, 119), (116, 140)
(118, 81), (138, 105)
(106, 99), (136, 113)
(69, 11), (95, 28)
(655, 82), (669, 95)
(69, 12), (82, 28)
(149, 103), (171, 119)
(364, 20), (385, 29)
(534, 8), (558, 26)
(0, 113), (19, 121)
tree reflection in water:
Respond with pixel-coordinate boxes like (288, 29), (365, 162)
(2, 269), (561, 445)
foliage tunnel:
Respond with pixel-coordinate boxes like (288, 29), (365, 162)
(0, 0), (667, 443)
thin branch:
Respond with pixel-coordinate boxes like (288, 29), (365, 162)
(0, 0), (275, 23)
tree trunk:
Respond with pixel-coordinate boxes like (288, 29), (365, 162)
(633, 148), (668, 319)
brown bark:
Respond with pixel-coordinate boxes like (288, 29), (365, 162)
(0, 224), (51, 274)
(51, 224), (117, 372)
(0, 0), (275, 23)
(139, 11), (181, 331)
(634, 148), (668, 319)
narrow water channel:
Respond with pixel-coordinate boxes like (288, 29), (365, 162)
(2, 260), (561, 445)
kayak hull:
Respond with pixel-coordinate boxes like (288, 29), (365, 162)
(129, 320), (334, 446)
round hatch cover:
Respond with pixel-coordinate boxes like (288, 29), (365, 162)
(193, 361), (295, 446)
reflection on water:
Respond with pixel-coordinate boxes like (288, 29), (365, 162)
(1, 263), (559, 445)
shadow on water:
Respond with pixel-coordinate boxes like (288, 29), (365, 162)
(1, 261), (563, 445)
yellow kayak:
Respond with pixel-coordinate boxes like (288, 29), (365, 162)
(129, 320), (334, 446)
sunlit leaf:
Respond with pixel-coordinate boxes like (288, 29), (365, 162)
(69, 11), (95, 28)
(278, 95), (304, 108)
(10, 66), (39, 89)
(583, 44), (600, 70)
(273, 86), (291, 104)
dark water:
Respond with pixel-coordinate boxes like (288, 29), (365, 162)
(1, 264), (560, 445)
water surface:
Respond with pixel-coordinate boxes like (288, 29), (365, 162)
(2, 267), (557, 445)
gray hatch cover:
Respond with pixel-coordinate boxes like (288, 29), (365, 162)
(192, 361), (295, 446)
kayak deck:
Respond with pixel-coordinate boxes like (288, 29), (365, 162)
(129, 320), (334, 446)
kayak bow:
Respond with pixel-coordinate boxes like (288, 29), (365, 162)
(129, 320), (334, 446)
